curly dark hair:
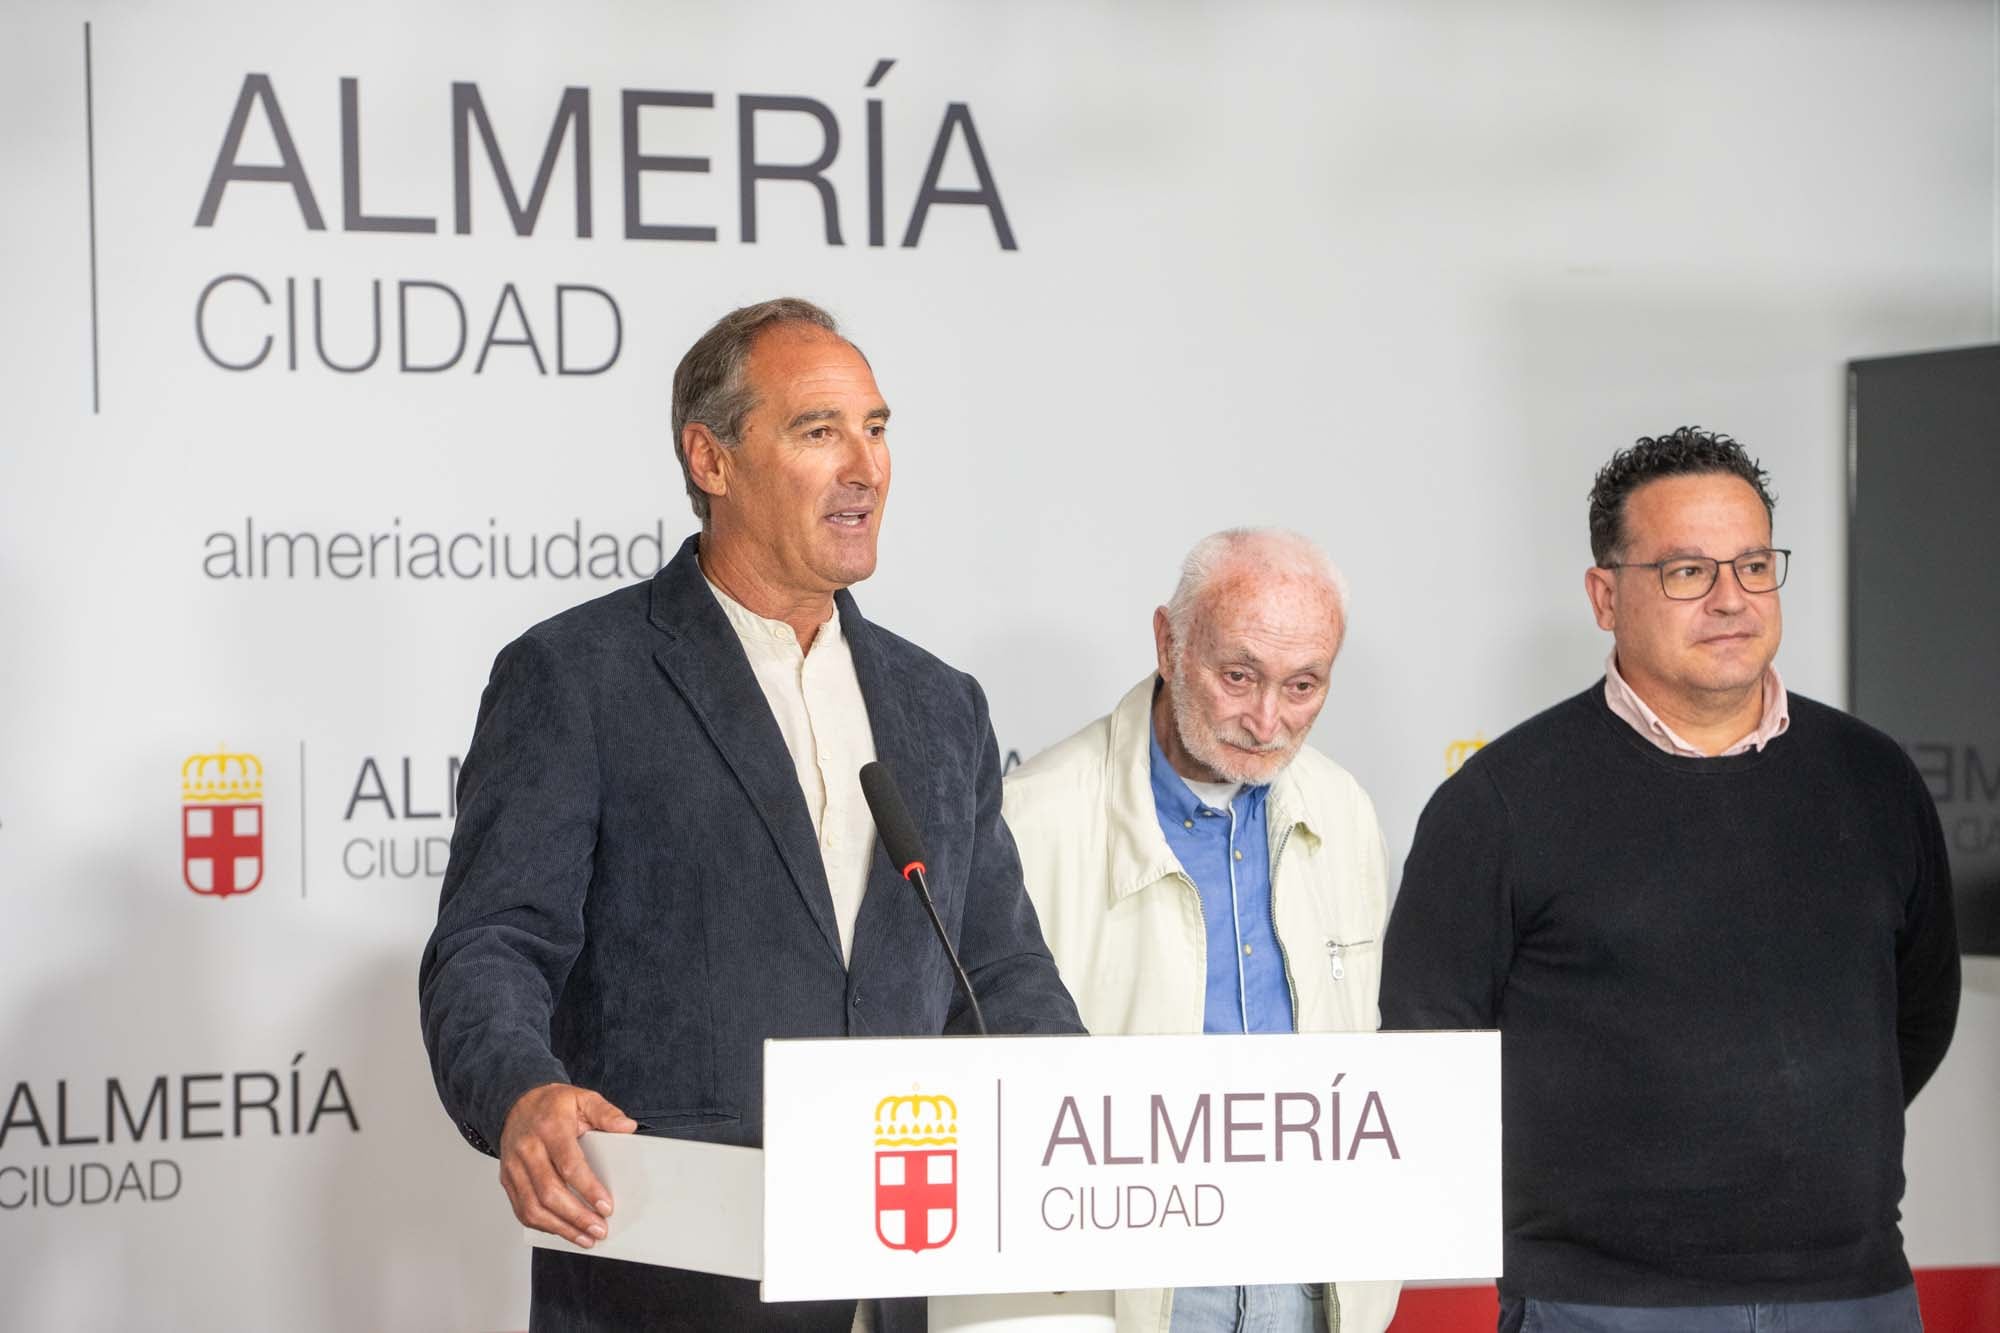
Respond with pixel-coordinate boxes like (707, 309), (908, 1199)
(1587, 427), (1776, 565)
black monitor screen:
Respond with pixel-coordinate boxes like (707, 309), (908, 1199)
(1849, 344), (2000, 956)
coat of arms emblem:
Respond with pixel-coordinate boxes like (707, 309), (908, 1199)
(181, 748), (265, 898)
(874, 1091), (958, 1254)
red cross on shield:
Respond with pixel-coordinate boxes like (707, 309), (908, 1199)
(183, 802), (264, 897)
(874, 1148), (957, 1253)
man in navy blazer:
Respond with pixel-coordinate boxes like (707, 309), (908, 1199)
(419, 298), (1083, 1332)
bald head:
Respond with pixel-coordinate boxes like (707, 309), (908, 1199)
(1164, 528), (1348, 655)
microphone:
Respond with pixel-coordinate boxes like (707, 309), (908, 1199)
(859, 761), (988, 1037)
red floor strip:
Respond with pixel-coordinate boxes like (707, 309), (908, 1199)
(1385, 1267), (2000, 1332)
(1916, 1266), (2000, 1332)
(1384, 1283), (1499, 1331)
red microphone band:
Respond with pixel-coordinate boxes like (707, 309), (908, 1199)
(900, 860), (927, 881)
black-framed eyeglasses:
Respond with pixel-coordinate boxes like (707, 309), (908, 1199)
(1601, 547), (1791, 600)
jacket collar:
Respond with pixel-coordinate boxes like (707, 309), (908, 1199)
(838, 586), (933, 980)
(646, 534), (928, 968)
(1103, 675), (1321, 903)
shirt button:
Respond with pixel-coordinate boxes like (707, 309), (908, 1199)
(1233, 849), (1243, 861)
(1243, 945), (1254, 956)
(1183, 819), (1194, 830)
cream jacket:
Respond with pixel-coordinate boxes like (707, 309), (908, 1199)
(1002, 678), (1400, 1333)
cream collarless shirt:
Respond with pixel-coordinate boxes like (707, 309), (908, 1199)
(704, 574), (879, 964)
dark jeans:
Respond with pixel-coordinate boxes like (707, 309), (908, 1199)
(1499, 1286), (1922, 1333)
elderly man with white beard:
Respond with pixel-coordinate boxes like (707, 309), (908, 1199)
(1002, 528), (1399, 1333)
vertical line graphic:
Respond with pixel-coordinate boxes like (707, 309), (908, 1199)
(299, 741), (308, 897)
(994, 1079), (1003, 1252)
(83, 23), (101, 414)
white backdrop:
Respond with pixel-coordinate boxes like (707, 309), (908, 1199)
(2, 2), (1996, 1329)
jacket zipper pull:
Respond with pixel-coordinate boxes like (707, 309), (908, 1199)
(1327, 939), (1344, 980)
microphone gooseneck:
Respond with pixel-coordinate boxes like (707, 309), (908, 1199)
(858, 761), (989, 1037)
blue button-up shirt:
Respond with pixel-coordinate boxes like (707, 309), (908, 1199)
(1148, 725), (1294, 1034)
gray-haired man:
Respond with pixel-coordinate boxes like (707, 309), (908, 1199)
(420, 298), (1082, 1332)
(1004, 528), (1400, 1333)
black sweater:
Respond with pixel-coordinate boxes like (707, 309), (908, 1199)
(1381, 684), (1960, 1305)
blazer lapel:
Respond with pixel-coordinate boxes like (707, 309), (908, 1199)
(647, 537), (844, 965)
(843, 589), (935, 978)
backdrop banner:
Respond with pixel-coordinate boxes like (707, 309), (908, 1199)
(2, 2), (1995, 1329)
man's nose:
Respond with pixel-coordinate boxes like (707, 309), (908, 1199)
(1706, 561), (1751, 611)
(841, 428), (887, 490)
(1244, 688), (1282, 741)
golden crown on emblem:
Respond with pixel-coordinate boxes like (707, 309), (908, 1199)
(874, 1092), (958, 1148)
(182, 748), (265, 803)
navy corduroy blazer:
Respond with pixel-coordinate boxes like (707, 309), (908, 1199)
(419, 535), (1083, 1332)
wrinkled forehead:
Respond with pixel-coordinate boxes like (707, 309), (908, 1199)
(747, 327), (879, 394)
(1191, 571), (1342, 660)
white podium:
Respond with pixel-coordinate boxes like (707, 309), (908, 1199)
(529, 1031), (1500, 1324)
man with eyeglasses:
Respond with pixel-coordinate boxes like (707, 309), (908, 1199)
(1381, 428), (1960, 1333)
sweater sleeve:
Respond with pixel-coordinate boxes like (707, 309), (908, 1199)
(1894, 756), (1960, 1104)
(1379, 760), (1513, 1031)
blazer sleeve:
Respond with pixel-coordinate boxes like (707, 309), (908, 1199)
(946, 677), (1086, 1037)
(418, 632), (599, 1154)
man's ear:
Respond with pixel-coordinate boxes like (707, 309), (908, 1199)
(1584, 565), (1618, 632)
(683, 424), (730, 503)
(1152, 606), (1175, 679)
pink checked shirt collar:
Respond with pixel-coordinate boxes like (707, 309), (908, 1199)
(1603, 651), (1790, 757)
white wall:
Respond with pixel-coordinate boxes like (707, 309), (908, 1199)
(1, 1), (1993, 1327)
